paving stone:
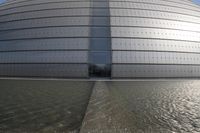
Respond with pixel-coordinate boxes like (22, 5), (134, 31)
(80, 81), (135, 133)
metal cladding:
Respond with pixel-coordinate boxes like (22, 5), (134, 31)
(0, 0), (91, 78)
(110, 0), (200, 78)
(0, 0), (200, 78)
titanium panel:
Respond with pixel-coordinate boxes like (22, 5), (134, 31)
(0, 2), (91, 16)
(112, 65), (200, 78)
(110, 0), (200, 11)
(0, 8), (90, 23)
(0, 51), (88, 63)
(112, 51), (200, 65)
(1, 0), (200, 78)
(0, 0), (91, 10)
(111, 17), (200, 32)
(0, 64), (88, 78)
(111, 27), (200, 42)
(110, 9), (200, 24)
(0, 27), (90, 40)
(112, 39), (200, 53)
(0, 17), (90, 31)
(2, 0), (199, 12)
(0, 38), (89, 51)
(109, 2), (200, 17)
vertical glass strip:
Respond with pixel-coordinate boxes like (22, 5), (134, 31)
(89, 0), (111, 78)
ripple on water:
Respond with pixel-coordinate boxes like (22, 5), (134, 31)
(107, 80), (200, 133)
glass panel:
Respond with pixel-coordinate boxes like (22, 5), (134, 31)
(90, 52), (111, 64)
(90, 38), (110, 51)
(89, 0), (111, 78)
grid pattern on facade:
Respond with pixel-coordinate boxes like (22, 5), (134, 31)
(110, 0), (200, 78)
(0, 0), (91, 78)
(0, 0), (200, 78)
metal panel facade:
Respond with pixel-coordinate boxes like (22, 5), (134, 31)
(0, 0), (90, 78)
(110, 0), (200, 78)
(0, 0), (200, 78)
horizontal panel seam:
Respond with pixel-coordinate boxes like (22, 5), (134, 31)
(0, 7), (200, 20)
(1, 15), (200, 25)
(1, 25), (200, 34)
(0, 63), (88, 64)
(0, 37), (200, 43)
(0, 1), (200, 16)
(112, 50), (200, 55)
(0, 49), (89, 52)
(1, 0), (199, 11)
(112, 63), (200, 66)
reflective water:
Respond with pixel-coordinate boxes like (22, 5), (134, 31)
(108, 81), (200, 133)
(0, 79), (93, 133)
(0, 79), (200, 133)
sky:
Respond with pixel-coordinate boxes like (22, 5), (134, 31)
(0, 0), (6, 4)
(193, 0), (200, 5)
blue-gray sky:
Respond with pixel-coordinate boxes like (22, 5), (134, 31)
(0, 0), (6, 4)
(193, 0), (200, 5)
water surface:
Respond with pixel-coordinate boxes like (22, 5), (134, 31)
(1, 79), (200, 133)
(0, 79), (93, 133)
(107, 81), (200, 133)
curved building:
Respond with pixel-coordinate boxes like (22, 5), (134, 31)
(0, 0), (200, 78)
